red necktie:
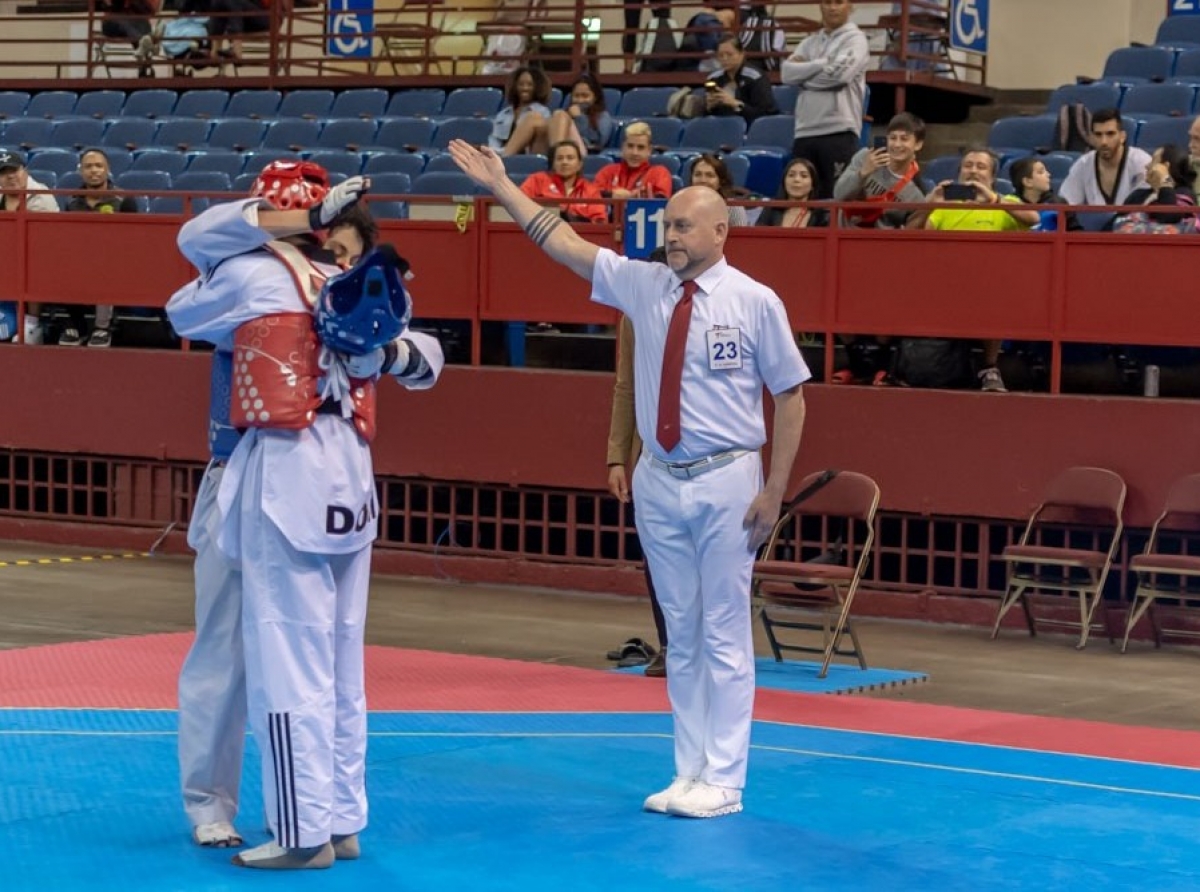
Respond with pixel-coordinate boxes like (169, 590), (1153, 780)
(656, 280), (697, 453)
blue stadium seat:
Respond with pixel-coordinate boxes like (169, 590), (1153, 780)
(1046, 83), (1122, 113)
(26, 90), (78, 119)
(0, 91), (30, 119)
(731, 148), (785, 197)
(1101, 46), (1175, 83)
(329, 88), (388, 120)
(224, 89), (282, 119)
(101, 147), (133, 176)
(232, 171), (259, 193)
(441, 87), (503, 118)
(548, 87), (563, 109)
(241, 150), (303, 175)
(49, 118), (106, 150)
(363, 152), (425, 178)
(130, 151), (189, 176)
(26, 169), (56, 189)
(278, 89), (336, 120)
(1135, 115), (1191, 149)
(922, 154), (963, 184)
(431, 117), (492, 149)
(102, 118), (158, 151)
(653, 153), (683, 176)
(376, 117), (437, 150)
(316, 119), (378, 151)
(57, 170), (83, 192)
(207, 119), (268, 152)
(153, 118), (213, 151)
(1121, 82), (1196, 117)
(994, 177), (1015, 195)
(149, 195), (186, 214)
(173, 170), (234, 193)
(304, 150), (364, 180)
(771, 83), (798, 113)
(644, 117), (684, 148)
(615, 86), (676, 118)
(678, 117), (747, 152)
(581, 154), (612, 178)
(410, 171), (478, 195)
(26, 148), (77, 179)
(603, 88), (622, 114)
(502, 154), (548, 177)
(117, 169), (173, 194)
(73, 90), (126, 120)
(2, 117), (53, 150)
(423, 153), (467, 173)
(121, 89), (177, 119)
(1157, 14), (1200, 47)
(173, 89), (230, 119)
(366, 173), (411, 219)
(261, 119), (322, 152)
(186, 152), (245, 178)
(988, 115), (1057, 153)
(386, 89), (445, 117)
(745, 114), (795, 153)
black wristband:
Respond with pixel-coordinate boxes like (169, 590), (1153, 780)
(382, 340), (399, 373)
(308, 204), (324, 231)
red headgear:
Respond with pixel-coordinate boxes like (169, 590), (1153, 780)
(250, 160), (330, 211)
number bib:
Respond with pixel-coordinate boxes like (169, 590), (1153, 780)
(706, 327), (743, 370)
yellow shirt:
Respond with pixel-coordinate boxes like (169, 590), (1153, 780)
(928, 195), (1030, 232)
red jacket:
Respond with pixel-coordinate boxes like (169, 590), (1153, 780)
(592, 162), (673, 199)
(520, 172), (608, 223)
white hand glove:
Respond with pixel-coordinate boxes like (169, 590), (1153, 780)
(342, 347), (386, 379)
(310, 176), (370, 229)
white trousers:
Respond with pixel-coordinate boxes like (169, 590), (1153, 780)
(633, 451), (761, 790)
(178, 464), (247, 828)
(238, 446), (372, 849)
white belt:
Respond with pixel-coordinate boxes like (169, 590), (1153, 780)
(645, 449), (751, 480)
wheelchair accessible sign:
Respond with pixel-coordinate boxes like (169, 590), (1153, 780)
(328, 0), (374, 58)
(950, 0), (988, 54)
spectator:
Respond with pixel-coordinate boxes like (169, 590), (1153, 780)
(489, 66), (552, 157)
(99, 0), (158, 46)
(833, 112), (928, 228)
(736, 2), (787, 73)
(911, 147), (1039, 393)
(1189, 115), (1200, 183)
(0, 149), (57, 344)
(545, 73), (614, 156)
(624, 1), (672, 73)
(1059, 109), (1151, 222)
(781, 0), (870, 199)
(59, 148), (139, 348)
(689, 154), (748, 226)
(1008, 156), (1080, 231)
(593, 122), (674, 200)
(1112, 143), (1198, 231)
(519, 140), (608, 224)
(678, 4), (730, 74)
(206, 0), (273, 63)
(756, 157), (827, 228)
(705, 34), (778, 124)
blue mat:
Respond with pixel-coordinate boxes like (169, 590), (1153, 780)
(616, 657), (928, 695)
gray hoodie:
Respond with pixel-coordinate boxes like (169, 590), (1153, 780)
(833, 148), (927, 228)
(780, 22), (870, 140)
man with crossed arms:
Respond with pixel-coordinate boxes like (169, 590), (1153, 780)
(450, 139), (809, 819)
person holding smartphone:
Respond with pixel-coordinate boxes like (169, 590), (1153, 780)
(705, 34), (778, 124)
(832, 112), (927, 229)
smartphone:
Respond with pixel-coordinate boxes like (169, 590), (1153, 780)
(704, 81), (720, 92)
(942, 183), (977, 201)
(873, 135), (888, 150)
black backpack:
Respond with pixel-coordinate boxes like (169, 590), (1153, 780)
(1055, 103), (1093, 153)
(636, 15), (682, 73)
(893, 338), (973, 389)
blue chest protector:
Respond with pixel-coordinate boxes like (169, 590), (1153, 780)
(315, 245), (413, 356)
(208, 349), (242, 461)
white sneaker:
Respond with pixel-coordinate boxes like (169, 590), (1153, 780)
(231, 840), (334, 870)
(643, 776), (697, 814)
(193, 821), (243, 848)
(666, 781), (743, 818)
(979, 366), (1007, 393)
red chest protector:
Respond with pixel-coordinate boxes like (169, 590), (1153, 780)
(230, 241), (378, 441)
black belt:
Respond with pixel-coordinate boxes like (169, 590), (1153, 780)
(316, 398), (342, 415)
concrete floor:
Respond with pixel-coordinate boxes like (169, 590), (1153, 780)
(1, 542), (1197, 731)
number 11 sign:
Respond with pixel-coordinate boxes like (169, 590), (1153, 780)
(623, 199), (667, 259)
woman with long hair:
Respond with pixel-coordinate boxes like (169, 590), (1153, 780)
(756, 157), (827, 228)
(688, 153), (748, 226)
(489, 66), (553, 157)
(519, 140), (607, 223)
(1114, 142), (1198, 228)
(546, 73), (614, 156)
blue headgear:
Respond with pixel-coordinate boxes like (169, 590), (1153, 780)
(315, 245), (413, 356)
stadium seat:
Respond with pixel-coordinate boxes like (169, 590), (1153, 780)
(315, 119), (379, 151)
(26, 90), (78, 119)
(615, 86), (676, 118)
(49, 118), (106, 150)
(173, 170), (233, 193)
(581, 154), (613, 178)
(186, 152), (245, 178)
(232, 171), (259, 193)
(678, 117), (747, 153)
(376, 117), (437, 151)
(57, 170), (83, 192)
(102, 118), (158, 151)
(645, 117), (684, 148)
(1157, 15), (1200, 47)
(329, 88), (389, 120)
(148, 195), (186, 214)
(423, 153), (466, 173)
(745, 114), (795, 153)
(27, 148), (77, 179)
(0, 91), (30, 119)
(1101, 46), (1176, 83)
(261, 119), (321, 152)
(548, 87), (563, 110)
(1000, 151), (1078, 186)
(1135, 115), (1191, 149)
(1120, 83), (1196, 117)
(385, 89), (446, 117)
(207, 120), (268, 152)
(153, 118), (213, 151)
(410, 171), (478, 195)
(502, 154), (548, 177)
(304, 150), (364, 180)
(771, 83), (798, 113)
(431, 117), (492, 149)
(363, 152), (425, 178)
(101, 147), (133, 176)
(2, 117), (53, 150)
(117, 169), (173, 195)
(922, 154), (962, 184)
(1046, 83), (1122, 113)
(73, 90), (126, 120)
(224, 89), (282, 119)
(731, 148), (785, 197)
(440, 87), (504, 118)
(367, 172), (412, 219)
(173, 89), (230, 120)
(277, 89), (336, 120)
(366, 171), (411, 197)
(603, 87), (622, 114)
(121, 89), (178, 119)
(27, 169), (56, 189)
(130, 151), (189, 176)
(241, 150), (302, 174)
(988, 115), (1057, 153)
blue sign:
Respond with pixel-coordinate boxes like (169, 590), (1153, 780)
(950, 0), (988, 55)
(1169, 0), (1200, 14)
(327, 0), (374, 58)
(623, 199), (667, 259)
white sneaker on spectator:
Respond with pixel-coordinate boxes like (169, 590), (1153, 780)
(231, 841), (334, 870)
(87, 327), (112, 348)
(192, 821), (243, 848)
(665, 781), (743, 818)
(643, 776), (697, 814)
(979, 367), (1007, 393)
(58, 327), (83, 347)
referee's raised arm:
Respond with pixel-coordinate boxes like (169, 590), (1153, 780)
(448, 139), (600, 281)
